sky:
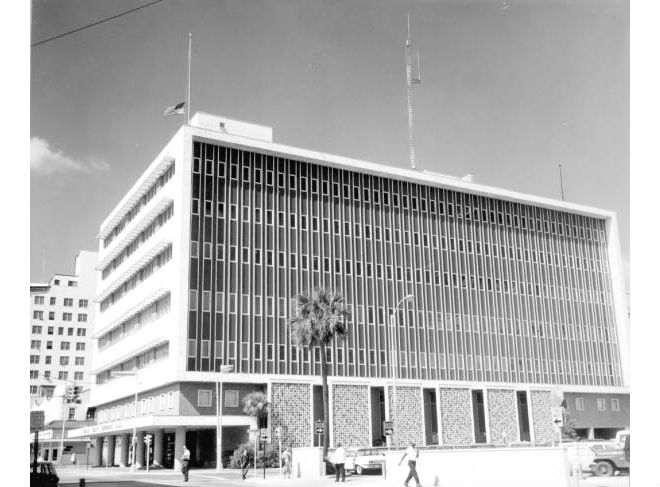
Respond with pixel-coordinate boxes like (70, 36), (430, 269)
(30, 0), (629, 285)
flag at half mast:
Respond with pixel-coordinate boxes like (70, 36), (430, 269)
(163, 101), (185, 116)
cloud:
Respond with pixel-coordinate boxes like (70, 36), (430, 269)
(31, 137), (110, 175)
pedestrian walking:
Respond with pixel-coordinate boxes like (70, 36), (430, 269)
(398, 442), (421, 487)
(282, 446), (292, 479)
(181, 445), (191, 482)
(240, 448), (250, 480)
(70, 452), (76, 465)
(333, 442), (346, 483)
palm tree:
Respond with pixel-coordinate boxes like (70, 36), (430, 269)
(242, 391), (270, 429)
(288, 288), (351, 460)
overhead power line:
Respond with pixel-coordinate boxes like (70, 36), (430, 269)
(31, 0), (166, 48)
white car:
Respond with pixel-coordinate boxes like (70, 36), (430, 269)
(564, 442), (598, 472)
(344, 448), (386, 475)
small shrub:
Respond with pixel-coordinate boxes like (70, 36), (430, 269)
(229, 441), (280, 469)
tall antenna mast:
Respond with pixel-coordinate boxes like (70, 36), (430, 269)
(558, 163), (565, 201)
(406, 15), (421, 170)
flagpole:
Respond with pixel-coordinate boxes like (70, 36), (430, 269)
(186, 32), (192, 125)
(559, 163), (565, 201)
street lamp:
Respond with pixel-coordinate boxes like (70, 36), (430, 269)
(389, 294), (414, 448)
(215, 364), (234, 472)
(111, 371), (139, 471)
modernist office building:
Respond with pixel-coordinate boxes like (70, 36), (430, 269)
(71, 113), (629, 469)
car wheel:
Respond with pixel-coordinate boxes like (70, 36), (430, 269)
(356, 465), (364, 475)
(593, 461), (614, 477)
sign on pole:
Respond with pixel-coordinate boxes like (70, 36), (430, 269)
(383, 421), (394, 436)
(260, 428), (270, 442)
(30, 411), (45, 432)
(314, 420), (324, 435)
(551, 407), (563, 427)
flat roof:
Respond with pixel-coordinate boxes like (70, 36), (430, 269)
(187, 116), (615, 221)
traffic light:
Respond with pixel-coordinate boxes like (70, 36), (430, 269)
(72, 386), (83, 404)
(64, 385), (74, 404)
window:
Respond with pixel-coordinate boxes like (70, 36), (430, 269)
(59, 356), (69, 366)
(76, 328), (86, 337)
(64, 298), (73, 307)
(74, 372), (84, 381)
(611, 398), (620, 411)
(197, 389), (213, 407)
(49, 312), (55, 321)
(597, 398), (607, 412)
(46, 341), (52, 350)
(50, 297), (56, 305)
(225, 390), (239, 408)
(45, 356), (51, 364)
(68, 408), (76, 420)
(31, 340), (41, 350)
(63, 313), (72, 322)
(33, 311), (44, 320)
(75, 357), (85, 366)
(575, 397), (585, 411)
(77, 314), (88, 322)
(60, 342), (70, 350)
(30, 370), (39, 379)
(34, 296), (44, 305)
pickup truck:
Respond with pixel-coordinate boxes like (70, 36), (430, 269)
(590, 431), (630, 477)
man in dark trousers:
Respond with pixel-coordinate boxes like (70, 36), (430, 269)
(181, 445), (191, 482)
(333, 442), (346, 482)
(240, 448), (250, 480)
(398, 441), (421, 487)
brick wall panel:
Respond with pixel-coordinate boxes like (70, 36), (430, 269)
(439, 388), (473, 446)
(486, 389), (518, 444)
(530, 390), (554, 444)
(388, 386), (424, 447)
(332, 384), (371, 448)
(270, 382), (311, 448)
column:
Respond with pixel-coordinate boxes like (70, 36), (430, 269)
(174, 427), (186, 471)
(153, 429), (164, 467)
(588, 428), (595, 440)
(136, 431), (145, 469)
(93, 437), (103, 467)
(106, 436), (116, 466)
(118, 434), (129, 467)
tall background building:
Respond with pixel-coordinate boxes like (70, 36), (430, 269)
(70, 113), (629, 469)
(30, 250), (97, 463)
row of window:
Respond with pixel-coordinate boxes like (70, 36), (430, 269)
(48, 279), (78, 287)
(30, 340), (86, 351)
(30, 370), (84, 381)
(100, 245), (172, 313)
(96, 343), (169, 384)
(32, 311), (88, 322)
(103, 162), (175, 249)
(101, 204), (174, 281)
(97, 391), (175, 423)
(31, 326), (87, 336)
(574, 397), (621, 412)
(33, 296), (89, 307)
(30, 355), (85, 366)
(192, 148), (604, 243)
(98, 294), (170, 351)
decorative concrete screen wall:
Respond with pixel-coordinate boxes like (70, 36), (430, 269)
(487, 389), (519, 445)
(439, 388), (473, 445)
(332, 384), (370, 448)
(270, 382), (311, 447)
(530, 390), (555, 444)
(388, 386), (424, 447)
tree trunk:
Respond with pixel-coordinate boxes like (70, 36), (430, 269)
(320, 344), (330, 460)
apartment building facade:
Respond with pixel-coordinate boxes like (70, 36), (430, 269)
(70, 113), (629, 469)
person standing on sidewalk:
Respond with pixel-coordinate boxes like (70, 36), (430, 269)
(398, 442), (420, 487)
(282, 446), (292, 479)
(240, 448), (250, 480)
(333, 442), (346, 483)
(181, 445), (191, 482)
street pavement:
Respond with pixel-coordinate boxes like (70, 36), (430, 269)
(57, 466), (630, 487)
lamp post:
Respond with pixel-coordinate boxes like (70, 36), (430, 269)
(215, 364), (234, 472)
(111, 371), (139, 471)
(389, 294), (414, 448)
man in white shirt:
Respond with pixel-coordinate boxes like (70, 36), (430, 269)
(398, 442), (420, 487)
(181, 445), (191, 482)
(333, 442), (346, 482)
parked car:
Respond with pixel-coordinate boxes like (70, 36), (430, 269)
(590, 432), (630, 477)
(344, 448), (386, 475)
(30, 461), (59, 487)
(564, 442), (598, 472)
